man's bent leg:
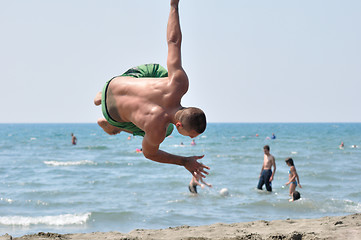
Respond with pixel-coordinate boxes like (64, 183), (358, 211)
(97, 118), (123, 135)
(94, 92), (102, 106)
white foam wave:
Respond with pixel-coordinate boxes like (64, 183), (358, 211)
(44, 160), (97, 166)
(0, 213), (91, 226)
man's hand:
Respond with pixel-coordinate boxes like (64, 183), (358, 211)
(171, 0), (180, 6)
(269, 175), (274, 182)
(184, 155), (210, 178)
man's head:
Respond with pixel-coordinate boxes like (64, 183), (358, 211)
(175, 107), (206, 138)
(263, 145), (270, 154)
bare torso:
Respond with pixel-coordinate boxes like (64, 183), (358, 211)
(263, 153), (275, 170)
(288, 166), (296, 181)
(106, 75), (185, 136)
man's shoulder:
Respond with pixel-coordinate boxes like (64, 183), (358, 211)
(169, 69), (188, 93)
(143, 117), (171, 143)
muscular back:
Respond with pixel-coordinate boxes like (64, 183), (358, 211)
(106, 75), (185, 139)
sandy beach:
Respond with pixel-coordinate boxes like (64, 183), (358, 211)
(1, 214), (359, 240)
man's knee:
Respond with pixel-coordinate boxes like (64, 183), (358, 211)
(97, 118), (107, 126)
(94, 92), (102, 106)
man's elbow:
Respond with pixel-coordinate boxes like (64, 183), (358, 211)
(167, 34), (182, 46)
(143, 151), (153, 160)
(143, 150), (157, 161)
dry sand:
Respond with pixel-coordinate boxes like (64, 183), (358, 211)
(2, 214), (360, 240)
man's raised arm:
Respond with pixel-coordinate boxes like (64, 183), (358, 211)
(167, 0), (186, 80)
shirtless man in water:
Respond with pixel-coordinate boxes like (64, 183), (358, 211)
(257, 145), (276, 192)
(93, 0), (209, 178)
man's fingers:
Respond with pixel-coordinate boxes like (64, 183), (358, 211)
(202, 164), (210, 170)
(195, 170), (206, 179)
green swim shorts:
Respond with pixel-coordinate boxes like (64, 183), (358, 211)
(101, 63), (174, 137)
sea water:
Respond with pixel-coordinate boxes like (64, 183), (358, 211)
(0, 123), (360, 236)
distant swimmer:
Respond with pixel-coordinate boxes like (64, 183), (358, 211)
(257, 145), (276, 192)
(339, 141), (344, 149)
(285, 158), (302, 196)
(71, 133), (77, 145)
(136, 148), (142, 153)
(93, 0), (209, 179)
(271, 133), (276, 139)
(189, 172), (212, 194)
(191, 139), (196, 146)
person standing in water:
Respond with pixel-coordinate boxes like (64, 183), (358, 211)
(257, 145), (276, 192)
(285, 158), (302, 196)
(71, 133), (77, 145)
(189, 172), (212, 194)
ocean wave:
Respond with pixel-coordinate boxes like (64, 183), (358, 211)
(83, 145), (108, 150)
(43, 160), (97, 166)
(0, 213), (91, 226)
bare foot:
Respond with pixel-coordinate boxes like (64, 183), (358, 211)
(94, 92), (102, 106)
(97, 118), (122, 135)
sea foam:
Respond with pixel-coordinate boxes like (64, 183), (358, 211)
(43, 160), (97, 166)
(0, 213), (91, 226)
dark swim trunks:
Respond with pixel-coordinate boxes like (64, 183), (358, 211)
(257, 169), (273, 192)
(101, 64), (174, 137)
(189, 183), (198, 194)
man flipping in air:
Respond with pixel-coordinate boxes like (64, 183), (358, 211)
(94, 0), (209, 178)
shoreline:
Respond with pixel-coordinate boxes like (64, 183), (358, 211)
(2, 214), (360, 240)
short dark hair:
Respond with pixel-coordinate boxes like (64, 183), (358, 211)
(285, 158), (294, 166)
(263, 145), (270, 151)
(293, 191), (301, 201)
(179, 107), (206, 134)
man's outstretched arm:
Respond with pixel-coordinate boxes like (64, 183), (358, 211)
(142, 134), (209, 178)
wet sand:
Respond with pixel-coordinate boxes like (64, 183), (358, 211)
(2, 214), (360, 240)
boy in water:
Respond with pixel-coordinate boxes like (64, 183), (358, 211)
(257, 145), (276, 192)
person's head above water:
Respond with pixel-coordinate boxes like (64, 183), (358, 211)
(175, 107), (206, 138)
(292, 191), (301, 201)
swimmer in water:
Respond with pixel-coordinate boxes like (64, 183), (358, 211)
(285, 158), (302, 196)
(189, 172), (212, 194)
(289, 190), (301, 202)
(257, 145), (276, 192)
(71, 133), (77, 145)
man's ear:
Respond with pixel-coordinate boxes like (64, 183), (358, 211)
(175, 122), (182, 127)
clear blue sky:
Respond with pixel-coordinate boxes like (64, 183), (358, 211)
(1, 0), (360, 123)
